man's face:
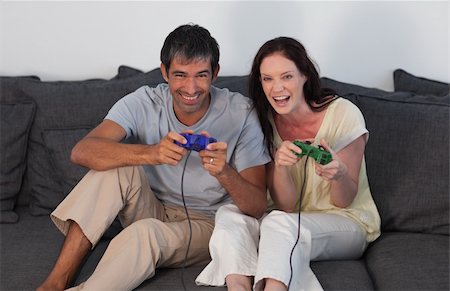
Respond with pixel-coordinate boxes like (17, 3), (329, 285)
(161, 57), (218, 126)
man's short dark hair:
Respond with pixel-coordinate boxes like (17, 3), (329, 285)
(160, 24), (220, 73)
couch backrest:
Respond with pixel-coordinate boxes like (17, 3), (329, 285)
(3, 70), (448, 236)
(16, 69), (166, 216)
(355, 93), (448, 235)
(322, 77), (449, 235)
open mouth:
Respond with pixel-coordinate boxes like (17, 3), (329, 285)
(179, 92), (200, 104)
(273, 95), (290, 105)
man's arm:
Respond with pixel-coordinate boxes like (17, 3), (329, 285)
(200, 141), (267, 219)
(71, 119), (187, 171)
(216, 164), (267, 219)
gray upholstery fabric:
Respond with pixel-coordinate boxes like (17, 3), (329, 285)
(1, 69), (448, 290)
(42, 128), (91, 196)
(115, 65), (250, 97)
(353, 94), (449, 235)
(322, 76), (449, 105)
(329, 82), (449, 235)
(0, 103), (35, 223)
(311, 260), (374, 291)
(320, 77), (390, 98)
(19, 72), (165, 216)
(0, 77), (38, 223)
(394, 69), (450, 97)
(365, 232), (449, 291)
(116, 66), (164, 81)
(0, 206), (64, 290)
(213, 75), (249, 96)
(0, 207), (225, 291)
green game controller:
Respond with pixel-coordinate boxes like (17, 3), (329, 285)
(292, 140), (332, 165)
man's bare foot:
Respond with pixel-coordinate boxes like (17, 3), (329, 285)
(37, 221), (91, 291)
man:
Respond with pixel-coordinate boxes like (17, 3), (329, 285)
(37, 24), (270, 291)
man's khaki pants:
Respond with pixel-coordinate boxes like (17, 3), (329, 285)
(51, 166), (215, 291)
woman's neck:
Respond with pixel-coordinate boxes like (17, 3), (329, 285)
(274, 106), (325, 142)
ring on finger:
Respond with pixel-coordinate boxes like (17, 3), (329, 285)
(209, 158), (214, 165)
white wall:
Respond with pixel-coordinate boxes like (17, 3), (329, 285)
(0, 1), (448, 91)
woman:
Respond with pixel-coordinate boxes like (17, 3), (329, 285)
(196, 37), (380, 291)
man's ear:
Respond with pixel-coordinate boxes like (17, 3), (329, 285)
(212, 64), (220, 82)
(160, 63), (169, 82)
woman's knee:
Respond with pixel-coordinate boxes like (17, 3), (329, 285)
(260, 210), (296, 232)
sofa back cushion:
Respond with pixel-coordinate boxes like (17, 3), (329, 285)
(19, 69), (165, 216)
(321, 76), (449, 234)
(213, 75), (249, 96)
(320, 77), (390, 98)
(0, 77), (38, 223)
(353, 93), (449, 235)
(394, 69), (449, 97)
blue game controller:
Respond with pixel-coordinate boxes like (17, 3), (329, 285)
(174, 133), (217, 152)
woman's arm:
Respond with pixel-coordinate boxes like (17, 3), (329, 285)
(267, 141), (302, 212)
(315, 135), (367, 208)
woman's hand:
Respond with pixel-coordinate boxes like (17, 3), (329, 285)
(274, 141), (300, 167)
(314, 139), (348, 181)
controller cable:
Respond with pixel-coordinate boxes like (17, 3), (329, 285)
(180, 149), (193, 291)
(287, 152), (311, 290)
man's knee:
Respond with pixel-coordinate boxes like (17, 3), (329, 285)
(120, 218), (186, 249)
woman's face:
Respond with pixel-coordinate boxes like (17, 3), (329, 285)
(259, 53), (307, 115)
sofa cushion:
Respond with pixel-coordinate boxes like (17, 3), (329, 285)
(352, 93), (449, 235)
(365, 232), (449, 291)
(320, 77), (390, 98)
(0, 77), (38, 223)
(311, 260), (374, 290)
(19, 71), (165, 216)
(321, 76), (450, 105)
(115, 65), (250, 97)
(41, 128), (91, 199)
(213, 75), (249, 97)
(0, 206), (65, 290)
(0, 206), (224, 290)
(0, 102), (36, 223)
(116, 66), (163, 81)
(394, 69), (449, 97)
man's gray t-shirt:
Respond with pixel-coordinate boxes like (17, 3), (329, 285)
(105, 83), (270, 217)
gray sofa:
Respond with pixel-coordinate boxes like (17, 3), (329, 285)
(1, 67), (449, 291)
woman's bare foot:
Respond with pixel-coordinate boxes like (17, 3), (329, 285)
(226, 274), (253, 291)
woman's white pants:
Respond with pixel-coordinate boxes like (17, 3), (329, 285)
(196, 204), (367, 291)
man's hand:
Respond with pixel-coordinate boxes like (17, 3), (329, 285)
(195, 130), (228, 176)
(200, 141), (228, 176)
(152, 131), (188, 165)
